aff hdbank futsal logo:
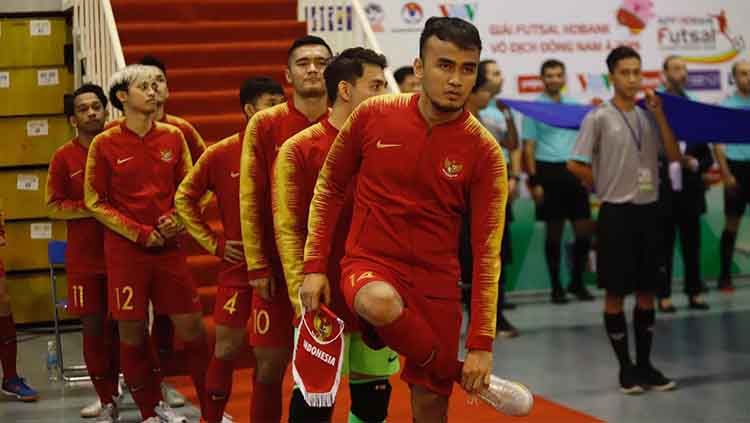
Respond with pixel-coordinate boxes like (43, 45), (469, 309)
(577, 71), (661, 93)
(686, 70), (721, 91)
(517, 75), (544, 94)
(438, 3), (476, 22)
(655, 10), (746, 64)
(365, 2), (385, 33)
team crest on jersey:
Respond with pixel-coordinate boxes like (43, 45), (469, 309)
(442, 158), (464, 178)
(160, 149), (174, 162)
(313, 314), (333, 339)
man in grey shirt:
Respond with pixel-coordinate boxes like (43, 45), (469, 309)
(567, 46), (681, 395)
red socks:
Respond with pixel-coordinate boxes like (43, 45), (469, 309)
(0, 314), (17, 382)
(250, 380), (282, 423)
(120, 342), (161, 418)
(83, 330), (117, 404)
(375, 307), (462, 382)
(204, 356), (235, 423)
(183, 337), (210, 414)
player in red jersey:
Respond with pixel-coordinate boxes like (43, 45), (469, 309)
(47, 84), (119, 420)
(274, 47), (399, 423)
(0, 208), (39, 402)
(84, 64), (208, 423)
(175, 77), (285, 423)
(238, 35), (331, 422)
(301, 18), (533, 421)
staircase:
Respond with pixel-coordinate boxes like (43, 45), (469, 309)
(109, 0), (308, 374)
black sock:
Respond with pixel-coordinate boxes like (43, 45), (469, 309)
(604, 312), (632, 369)
(633, 307), (655, 368)
(545, 237), (562, 291)
(571, 236), (591, 288)
(288, 388), (333, 422)
(719, 230), (737, 282)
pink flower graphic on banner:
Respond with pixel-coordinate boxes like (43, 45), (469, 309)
(617, 0), (654, 34)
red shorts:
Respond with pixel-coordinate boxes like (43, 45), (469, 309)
(341, 260), (463, 396)
(66, 273), (108, 316)
(105, 242), (201, 321)
(248, 276), (294, 348)
(213, 264), (252, 328)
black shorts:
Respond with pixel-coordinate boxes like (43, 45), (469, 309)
(724, 160), (750, 217)
(535, 161), (592, 222)
(597, 202), (662, 296)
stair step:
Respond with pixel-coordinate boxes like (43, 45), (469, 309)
(181, 113), (247, 144)
(119, 20), (306, 45)
(124, 40), (292, 70)
(166, 64), (288, 94)
(169, 90), (238, 117)
(112, 0), (297, 23)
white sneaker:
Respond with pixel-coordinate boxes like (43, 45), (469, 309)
(141, 418), (160, 423)
(162, 383), (185, 408)
(94, 402), (118, 422)
(221, 412), (235, 422)
(154, 400), (187, 423)
(81, 399), (103, 418)
(476, 375), (534, 416)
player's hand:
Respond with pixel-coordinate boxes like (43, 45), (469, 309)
(462, 350), (493, 393)
(644, 89), (663, 113)
(681, 155), (699, 172)
(508, 178), (518, 200)
(723, 171), (738, 191)
(531, 185), (544, 205)
(223, 240), (244, 264)
(300, 273), (331, 312)
(250, 276), (275, 301)
(157, 215), (182, 239)
(145, 230), (165, 248)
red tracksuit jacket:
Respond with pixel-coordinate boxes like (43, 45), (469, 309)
(273, 118), (354, 322)
(107, 113), (206, 163)
(175, 133), (241, 257)
(303, 94), (508, 351)
(239, 100), (328, 280)
(84, 122), (192, 247)
(46, 138), (106, 274)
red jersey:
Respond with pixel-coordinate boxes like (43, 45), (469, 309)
(46, 138), (106, 274)
(273, 119), (354, 319)
(175, 133), (241, 257)
(303, 94), (508, 351)
(107, 113), (206, 163)
(84, 122), (192, 247)
(239, 100), (328, 279)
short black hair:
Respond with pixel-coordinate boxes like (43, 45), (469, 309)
(239, 76), (284, 109)
(65, 84), (108, 117)
(540, 59), (565, 76)
(472, 60), (488, 93)
(394, 66), (414, 85)
(662, 55), (682, 71)
(287, 35), (333, 63)
(419, 17), (482, 59)
(324, 47), (387, 103)
(139, 55), (167, 77)
(606, 46), (641, 73)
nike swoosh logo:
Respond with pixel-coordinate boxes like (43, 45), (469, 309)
(230, 171), (240, 178)
(387, 355), (398, 363)
(70, 170), (83, 178)
(117, 156), (135, 165)
(376, 140), (401, 149)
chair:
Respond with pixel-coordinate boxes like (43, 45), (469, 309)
(48, 240), (89, 382)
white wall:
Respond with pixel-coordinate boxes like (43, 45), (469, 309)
(0, 0), (65, 13)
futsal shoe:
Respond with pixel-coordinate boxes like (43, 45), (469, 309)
(1, 376), (39, 402)
(476, 374), (534, 416)
(637, 365), (676, 391)
(619, 366), (645, 395)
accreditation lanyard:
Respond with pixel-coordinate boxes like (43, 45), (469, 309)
(612, 102), (643, 152)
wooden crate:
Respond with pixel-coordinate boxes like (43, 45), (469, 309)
(0, 67), (73, 116)
(0, 220), (66, 271)
(0, 116), (73, 167)
(0, 18), (69, 68)
(0, 168), (50, 220)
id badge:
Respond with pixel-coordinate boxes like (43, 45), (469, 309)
(637, 168), (654, 192)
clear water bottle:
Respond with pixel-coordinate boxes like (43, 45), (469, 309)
(46, 340), (59, 381)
